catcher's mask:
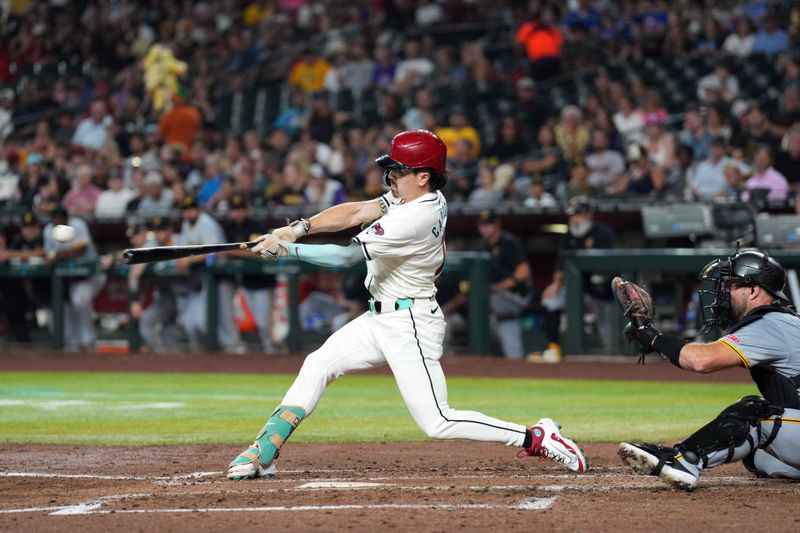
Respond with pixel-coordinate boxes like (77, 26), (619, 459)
(376, 129), (447, 190)
(698, 248), (789, 332)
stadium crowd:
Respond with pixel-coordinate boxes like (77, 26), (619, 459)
(2, 0), (800, 352)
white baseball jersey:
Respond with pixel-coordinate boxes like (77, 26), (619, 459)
(175, 212), (226, 246)
(352, 191), (447, 300)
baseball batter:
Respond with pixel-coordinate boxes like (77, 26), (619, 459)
(227, 130), (587, 480)
(618, 249), (800, 490)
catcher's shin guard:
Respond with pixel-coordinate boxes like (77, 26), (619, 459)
(677, 396), (783, 470)
(228, 405), (306, 480)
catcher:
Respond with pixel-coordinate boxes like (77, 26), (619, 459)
(612, 249), (800, 490)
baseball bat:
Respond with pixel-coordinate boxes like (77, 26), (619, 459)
(122, 241), (261, 265)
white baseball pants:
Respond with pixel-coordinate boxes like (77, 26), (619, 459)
(282, 298), (528, 446)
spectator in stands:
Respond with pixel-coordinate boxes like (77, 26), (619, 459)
(512, 76), (550, 146)
(523, 124), (566, 196)
(694, 15), (725, 54)
(641, 119), (676, 169)
(71, 99), (112, 151)
(393, 40), (434, 94)
(613, 95), (646, 146)
(476, 209), (533, 360)
(523, 175), (558, 208)
(515, 7), (563, 80)
(273, 162), (308, 206)
(62, 163), (102, 217)
(484, 116), (529, 165)
(745, 146), (790, 201)
(751, 15), (790, 56)
(305, 92), (335, 144)
(372, 44), (397, 90)
(135, 171), (173, 219)
(586, 129), (625, 194)
(554, 105), (590, 165)
(635, 89), (667, 126)
(467, 162), (503, 210)
(621, 143), (664, 197)
(540, 196), (616, 359)
(678, 107), (713, 161)
(697, 62), (740, 105)
(94, 167), (136, 218)
(566, 162), (597, 199)
(436, 108), (481, 159)
(773, 126), (800, 191)
(667, 143), (696, 199)
(706, 105), (732, 143)
(0, 211), (45, 342)
(717, 162), (747, 202)
(158, 88), (201, 161)
(723, 16), (756, 57)
(402, 88), (434, 131)
(16, 153), (48, 209)
(288, 47), (331, 94)
(731, 104), (782, 160)
(689, 136), (732, 201)
(304, 163), (346, 210)
(43, 206), (106, 352)
(429, 45), (468, 89)
(445, 138), (479, 201)
(773, 87), (800, 136)
(0, 88), (14, 141)
(340, 44), (375, 95)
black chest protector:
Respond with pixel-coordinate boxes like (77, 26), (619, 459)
(728, 305), (800, 409)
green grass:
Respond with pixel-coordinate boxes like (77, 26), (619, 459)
(0, 372), (755, 446)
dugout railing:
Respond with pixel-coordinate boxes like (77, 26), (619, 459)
(0, 251), (492, 354)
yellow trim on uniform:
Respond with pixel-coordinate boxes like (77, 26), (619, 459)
(717, 339), (751, 368)
(761, 418), (800, 424)
(674, 453), (684, 460)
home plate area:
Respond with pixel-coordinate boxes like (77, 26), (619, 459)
(1, 443), (798, 531)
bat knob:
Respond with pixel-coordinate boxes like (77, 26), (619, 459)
(122, 249), (134, 264)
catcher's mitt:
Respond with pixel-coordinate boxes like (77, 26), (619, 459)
(611, 277), (655, 327)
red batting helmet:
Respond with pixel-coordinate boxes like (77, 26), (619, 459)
(376, 129), (447, 189)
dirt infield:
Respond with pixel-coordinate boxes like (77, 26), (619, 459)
(2, 353), (794, 532)
(1, 442), (798, 532)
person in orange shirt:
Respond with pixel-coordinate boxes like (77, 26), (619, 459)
(435, 108), (481, 159)
(158, 88), (202, 162)
(515, 8), (563, 80)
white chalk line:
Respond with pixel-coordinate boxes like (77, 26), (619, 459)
(52, 499), (560, 515)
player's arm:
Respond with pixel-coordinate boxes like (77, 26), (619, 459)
(678, 341), (748, 373)
(491, 260), (531, 293)
(253, 197), (386, 254)
(286, 242), (364, 268)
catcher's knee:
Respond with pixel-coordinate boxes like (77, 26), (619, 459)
(680, 396), (784, 465)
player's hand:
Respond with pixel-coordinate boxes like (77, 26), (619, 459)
(256, 238), (290, 261)
(252, 234), (281, 255)
(130, 301), (143, 320)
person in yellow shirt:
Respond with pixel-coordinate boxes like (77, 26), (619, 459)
(435, 108), (481, 159)
(243, 0), (274, 26)
(288, 48), (332, 94)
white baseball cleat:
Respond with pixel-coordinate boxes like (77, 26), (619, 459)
(518, 418), (587, 473)
(618, 442), (698, 491)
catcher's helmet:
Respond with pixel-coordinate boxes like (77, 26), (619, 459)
(375, 129), (447, 189)
(698, 249), (788, 332)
